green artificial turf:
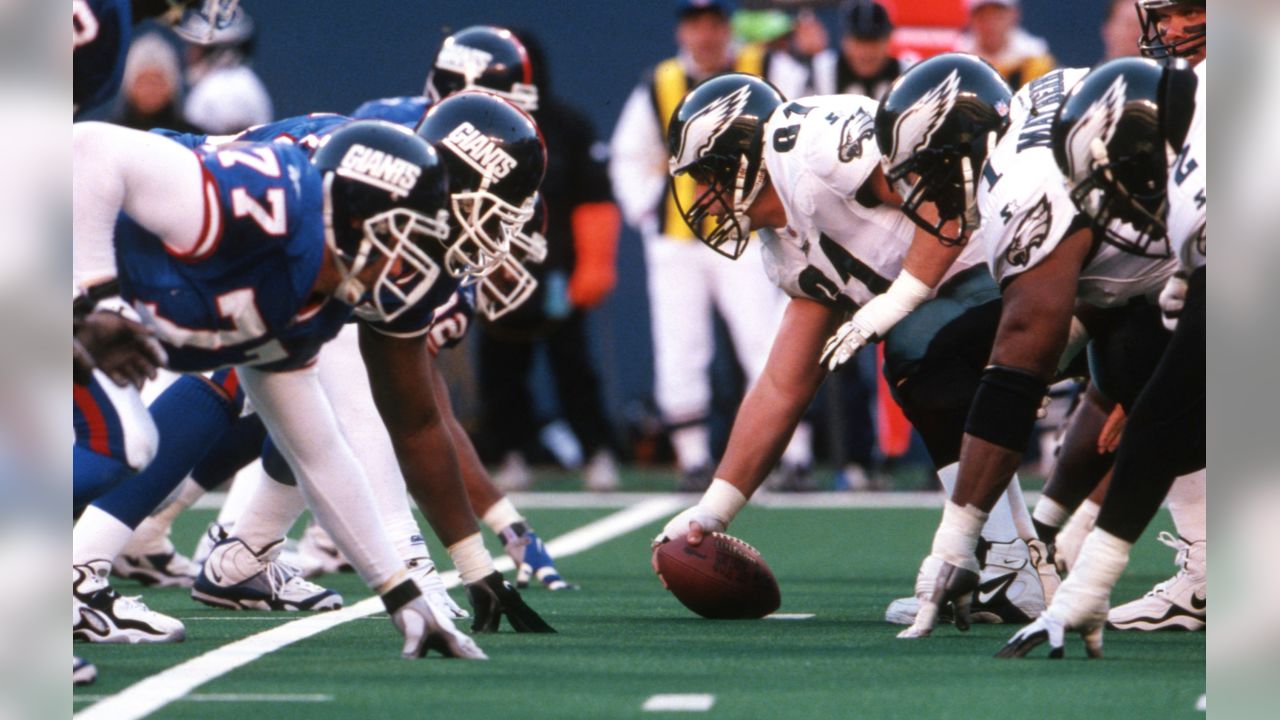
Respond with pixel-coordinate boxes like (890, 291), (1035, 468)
(74, 498), (1203, 719)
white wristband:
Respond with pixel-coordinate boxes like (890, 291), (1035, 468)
(851, 269), (933, 339)
(702, 479), (749, 525)
(447, 532), (496, 585)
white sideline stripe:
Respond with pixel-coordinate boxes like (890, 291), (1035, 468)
(766, 613), (814, 620)
(643, 694), (716, 712)
(75, 497), (684, 720)
(75, 694), (332, 703)
(195, 490), (1044, 511)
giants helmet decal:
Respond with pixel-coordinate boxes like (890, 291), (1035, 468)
(669, 84), (753, 177)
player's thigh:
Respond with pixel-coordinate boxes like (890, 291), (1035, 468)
(1085, 300), (1169, 410)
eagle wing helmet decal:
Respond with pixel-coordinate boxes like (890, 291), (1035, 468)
(1065, 74), (1128, 181)
(888, 69), (961, 167)
(669, 84), (753, 175)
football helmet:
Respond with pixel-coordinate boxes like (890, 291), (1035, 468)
(312, 120), (452, 322)
(476, 193), (548, 321)
(875, 53), (1012, 245)
(1136, 1), (1206, 60)
(416, 91), (546, 278)
(666, 72), (784, 260)
(170, 1), (246, 45)
(426, 26), (539, 112)
(1052, 57), (1194, 257)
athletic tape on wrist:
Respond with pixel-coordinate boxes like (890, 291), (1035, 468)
(964, 365), (1048, 452)
(702, 479), (748, 525)
(448, 532), (495, 585)
(380, 578), (422, 614)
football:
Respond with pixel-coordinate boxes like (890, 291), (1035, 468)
(653, 532), (781, 619)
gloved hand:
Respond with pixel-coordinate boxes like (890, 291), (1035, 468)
(897, 554), (980, 639)
(465, 571), (557, 633)
(651, 504), (727, 548)
(995, 608), (1104, 660)
(819, 319), (874, 372)
(382, 579), (487, 659)
(1158, 272), (1188, 332)
(502, 523), (576, 590)
(74, 309), (167, 388)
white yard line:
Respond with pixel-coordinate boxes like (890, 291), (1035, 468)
(643, 694), (716, 712)
(75, 497), (685, 720)
(75, 694), (333, 703)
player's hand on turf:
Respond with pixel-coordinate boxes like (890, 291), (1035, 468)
(652, 506), (726, 548)
(1158, 272), (1188, 331)
(74, 310), (167, 388)
(995, 611), (1104, 659)
(465, 571), (557, 633)
(819, 318), (874, 372)
(504, 527), (577, 591)
(898, 557), (979, 639)
(383, 580), (487, 660)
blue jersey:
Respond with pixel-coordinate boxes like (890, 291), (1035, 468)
(150, 114), (458, 339)
(115, 141), (350, 372)
(351, 96), (431, 129)
(73, 0), (130, 116)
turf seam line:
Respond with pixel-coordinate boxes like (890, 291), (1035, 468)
(74, 497), (685, 720)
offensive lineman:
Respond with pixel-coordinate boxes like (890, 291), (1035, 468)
(652, 60), (1054, 626)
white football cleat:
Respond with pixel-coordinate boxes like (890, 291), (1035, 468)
(73, 560), (186, 644)
(73, 656), (97, 686)
(583, 449), (620, 492)
(192, 538), (342, 611)
(492, 451), (532, 492)
(1107, 533), (1205, 631)
(296, 521), (353, 575)
(887, 540), (1049, 626)
(112, 548), (200, 588)
(192, 521), (231, 567)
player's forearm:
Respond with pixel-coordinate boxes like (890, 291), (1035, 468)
(427, 358), (503, 518)
(716, 298), (834, 497)
(391, 421), (482, 546)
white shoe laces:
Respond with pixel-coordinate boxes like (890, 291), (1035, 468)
(1148, 531), (1195, 597)
(264, 557), (322, 598)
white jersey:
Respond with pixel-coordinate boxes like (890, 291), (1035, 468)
(977, 68), (1178, 308)
(1167, 61), (1207, 271)
(757, 94), (983, 310)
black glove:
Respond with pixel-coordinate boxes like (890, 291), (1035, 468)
(464, 571), (556, 633)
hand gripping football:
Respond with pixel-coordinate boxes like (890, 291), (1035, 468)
(653, 533), (780, 619)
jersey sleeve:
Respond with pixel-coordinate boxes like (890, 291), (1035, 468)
(796, 96), (882, 200)
(977, 153), (1085, 288)
(350, 96), (430, 129)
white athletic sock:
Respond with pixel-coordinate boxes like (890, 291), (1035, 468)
(1004, 476), (1037, 540)
(930, 500), (987, 571)
(1033, 495), (1071, 529)
(1050, 528), (1131, 622)
(1167, 469), (1206, 544)
(123, 477), (207, 555)
(234, 468), (307, 552)
(780, 421), (814, 467)
(215, 462), (265, 527)
(936, 463), (1018, 544)
(73, 505), (136, 566)
(481, 497), (526, 536)
(669, 424), (711, 472)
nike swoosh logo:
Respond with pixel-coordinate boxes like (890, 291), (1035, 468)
(208, 565), (223, 584)
(1190, 593), (1206, 611)
(977, 572), (1016, 606)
